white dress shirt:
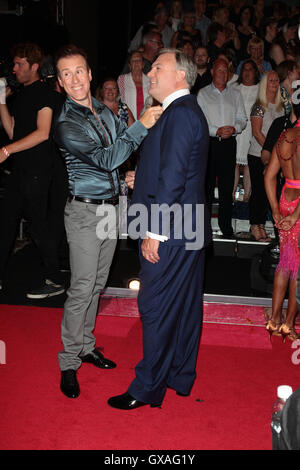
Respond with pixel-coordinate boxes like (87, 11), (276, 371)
(146, 88), (190, 242)
(197, 83), (247, 137)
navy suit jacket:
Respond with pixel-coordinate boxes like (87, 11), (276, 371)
(128, 94), (211, 249)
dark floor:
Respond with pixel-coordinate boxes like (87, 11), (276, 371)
(0, 238), (273, 308)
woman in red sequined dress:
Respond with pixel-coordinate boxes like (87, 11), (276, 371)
(264, 90), (300, 341)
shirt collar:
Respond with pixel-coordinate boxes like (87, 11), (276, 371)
(162, 89), (190, 111)
(211, 82), (228, 94)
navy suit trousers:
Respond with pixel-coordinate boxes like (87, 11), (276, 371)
(128, 244), (205, 405)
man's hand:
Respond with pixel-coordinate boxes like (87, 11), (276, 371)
(139, 106), (163, 129)
(216, 126), (235, 139)
(125, 170), (135, 190)
(141, 237), (160, 264)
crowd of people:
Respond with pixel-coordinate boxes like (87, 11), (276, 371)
(0, 0), (300, 401)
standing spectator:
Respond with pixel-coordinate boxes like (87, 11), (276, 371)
(96, 78), (135, 127)
(231, 59), (260, 203)
(253, 0), (265, 29)
(0, 42), (64, 298)
(260, 17), (278, 65)
(171, 9), (202, 49)
(237, 6), (256, 61)
(118, 50), (150, 120)
(236, 36), (273, 78)
(248, 71), (284, 242)
(123, 29), (163, 75)
(168, 0), (183, 33)
(206, 22), (227, 63)
(191, 46), (212, 95)
(270, 17), (298, 66)
(194, 0), (211, 46)
(128, 6), (173, 53)
(197, 58), (247, 238)
(277, 60), (300, 116)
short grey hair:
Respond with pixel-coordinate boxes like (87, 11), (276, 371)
(158, 48), (198, 89)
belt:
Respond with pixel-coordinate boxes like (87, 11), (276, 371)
(68, 195), (119, 206)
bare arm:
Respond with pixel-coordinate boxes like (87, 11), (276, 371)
(251, 116), (265, 148)
(0, 104), (14, 140)
(0, 107), (53, 163)
(264, 144), (281, 224)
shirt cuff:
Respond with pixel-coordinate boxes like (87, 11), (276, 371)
(146, 231), (168, 242)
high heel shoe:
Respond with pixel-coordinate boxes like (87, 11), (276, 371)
(279, 323), (300, 342)
(266, 319), (281, 340)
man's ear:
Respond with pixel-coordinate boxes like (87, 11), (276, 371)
(89, 67), (92, 82)
(176, 69), (186, 83)
(31, 63), (39, 74)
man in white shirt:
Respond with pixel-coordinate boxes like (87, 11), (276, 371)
(197, 58), (247, 238)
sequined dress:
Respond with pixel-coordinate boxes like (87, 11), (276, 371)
(276, 187), (300, 279)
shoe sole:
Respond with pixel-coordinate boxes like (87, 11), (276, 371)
(26, 288), (65, 299)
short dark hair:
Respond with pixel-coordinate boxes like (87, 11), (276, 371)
(11, 42), (44, 69)
(54, 44), (90, 72)
(207, 22), (225, 43)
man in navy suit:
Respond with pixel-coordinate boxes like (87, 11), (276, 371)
(108, 48), (211, 410)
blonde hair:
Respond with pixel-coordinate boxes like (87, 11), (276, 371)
(247, 36), (264, 56)
(256, 71), (283, 112)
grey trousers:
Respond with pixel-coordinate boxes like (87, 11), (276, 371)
(58, 199), (118, 371)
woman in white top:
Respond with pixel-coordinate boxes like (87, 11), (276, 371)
(118, 50), (150, 120)
(248, 71), (284, 241)
(231, 59), (259, 202)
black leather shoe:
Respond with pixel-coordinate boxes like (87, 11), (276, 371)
(176, 391), (190, 397)
(80, 348), (116, 369)
(108, 392), (161, 410)
(60, 369), (80, 398)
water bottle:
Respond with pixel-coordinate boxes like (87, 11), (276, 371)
(271, 385), (293, 449)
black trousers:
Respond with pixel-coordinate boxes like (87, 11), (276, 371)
(206, 137), (236, 237)
(0, 167), (60, 281)
(248, 154), (269, 225)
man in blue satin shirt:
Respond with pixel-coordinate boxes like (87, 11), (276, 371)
(54, 45), (162, 399)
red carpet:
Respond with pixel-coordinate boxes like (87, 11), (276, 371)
(0, 302), (299, 450)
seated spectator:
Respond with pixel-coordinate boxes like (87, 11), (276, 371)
(96, 78), (135, 127)
(194, 0), (211, 46)
(231, 59), (260, 203)
(277, 60), (300, 115)
(248, 71), (284, 242)
(270, 17), (298, 66)
(118, 50), (150, 120)
(171, 8), (203, 49)
(191, 46), (212, 94)
(212, 5), (241, 55)
(236, 36), (273, 78)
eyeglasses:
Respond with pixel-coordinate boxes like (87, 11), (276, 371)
(149, 39), (163, 45)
